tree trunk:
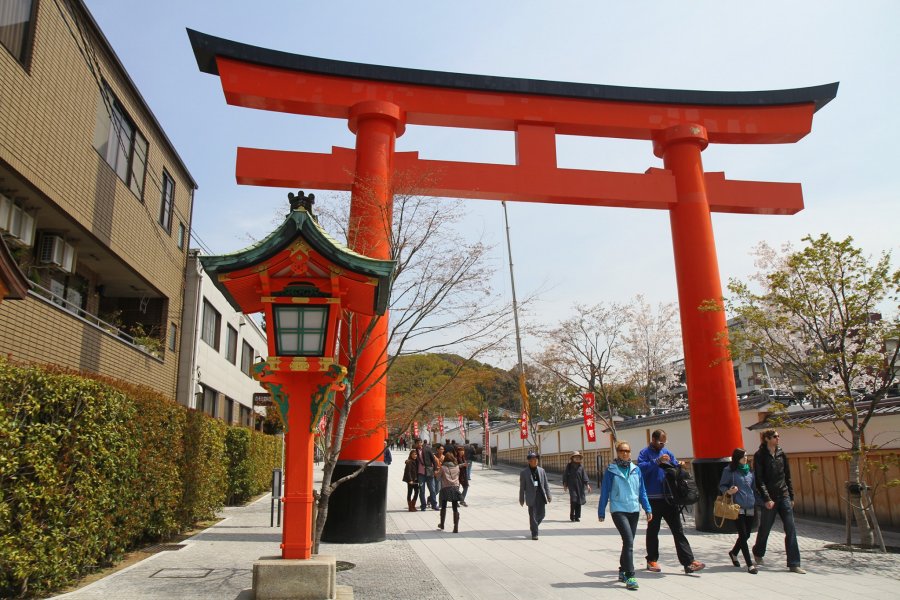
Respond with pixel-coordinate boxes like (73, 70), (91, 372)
(848, 435), (874, 547)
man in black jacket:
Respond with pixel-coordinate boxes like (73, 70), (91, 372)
(752, 429), (805, 573)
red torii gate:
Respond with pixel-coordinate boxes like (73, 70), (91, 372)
(189, 29), (837, 533)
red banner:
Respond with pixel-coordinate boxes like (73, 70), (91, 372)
(519, 410), (529, 439)
(413, 421), (419, 438)
(582, 392), (597, 442)
(458, 414), (465, 439)
(438, 415), (444, 436)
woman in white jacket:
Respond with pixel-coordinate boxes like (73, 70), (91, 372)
(598, 441), (653, 591)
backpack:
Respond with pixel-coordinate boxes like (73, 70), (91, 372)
(663, 464), (699, 506)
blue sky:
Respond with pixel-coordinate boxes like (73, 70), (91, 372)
(84, 0), (899, 359)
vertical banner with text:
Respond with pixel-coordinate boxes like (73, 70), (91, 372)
(413, 421), (419, 438)
(438, 415), (444, 437)
(519, 410), (529, 439)
(458, 414), (465, 440)
(582, 392), (597, 442)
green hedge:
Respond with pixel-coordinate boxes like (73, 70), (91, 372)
(0, 359), (282, 598)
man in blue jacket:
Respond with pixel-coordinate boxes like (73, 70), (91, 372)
(637, 429), (706, 574)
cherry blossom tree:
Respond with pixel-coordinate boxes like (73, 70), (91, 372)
(622, 295), (682, 411)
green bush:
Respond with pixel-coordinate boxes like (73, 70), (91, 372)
(0, 358), (281, 597)
(226, 427), (283, 504)
(179, 411), (228, 526)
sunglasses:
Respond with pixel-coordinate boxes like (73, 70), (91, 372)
(617, 449), (631, 453)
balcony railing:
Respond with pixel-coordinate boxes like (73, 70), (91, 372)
(27, 281), (163, 359)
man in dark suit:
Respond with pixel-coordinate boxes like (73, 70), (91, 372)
(519, 451), (552, 540)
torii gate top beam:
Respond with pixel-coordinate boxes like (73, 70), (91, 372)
(188, 29), (837, 144)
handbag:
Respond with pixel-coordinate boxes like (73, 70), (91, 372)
(714, 494), (740, 523)
(714, 472), (741, 526)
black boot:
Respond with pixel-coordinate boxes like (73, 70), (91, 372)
(453, 510), (460, 533)
(438, 508), (446, 530)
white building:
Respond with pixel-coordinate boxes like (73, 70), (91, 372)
(176, 251), (268, 426)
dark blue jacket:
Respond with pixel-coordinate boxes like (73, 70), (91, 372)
(637, 445), (680, 499)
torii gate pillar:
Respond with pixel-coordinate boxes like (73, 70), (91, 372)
(655, 125), (742, 521)
(322, 102), (404, 543)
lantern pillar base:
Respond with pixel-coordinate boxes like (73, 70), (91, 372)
(321, 461), (387, 543)
(252, 554), (341, 600)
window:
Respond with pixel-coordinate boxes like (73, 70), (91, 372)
(168, 323), (177, 352)
(93, 85), (148, 199)
(241, 340), (254, 376)
(201, 385), (217, 417)
(225, 397), (235, 424)
(200, 299), (221, 350)
(225, 325), (238, 364)
(48, 273), (87, 316)
(274, 305), (328, 356)
(159, 170), (174, 232)
(0, 0), (36, 66)
(177, 222), (186, 250)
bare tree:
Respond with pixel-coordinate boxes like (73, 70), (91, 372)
(622, 295), (682, 412)
(309, 175), (514, 551)
(536, 302), (631, 441)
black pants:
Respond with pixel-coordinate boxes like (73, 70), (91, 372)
(407, 483), (419, 505)
(646, 498), (695, 566)
(569, 500), (582, 520)
(731, 513), (754, 566)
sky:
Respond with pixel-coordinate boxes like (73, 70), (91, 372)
(83, 0), (899, 364)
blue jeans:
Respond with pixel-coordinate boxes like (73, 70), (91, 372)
(423, 474), (438, 508)
(612, 511), (639, 576)
(753, 496), (801, 567)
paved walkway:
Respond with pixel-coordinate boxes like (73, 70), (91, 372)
(54, 458), (900, 599)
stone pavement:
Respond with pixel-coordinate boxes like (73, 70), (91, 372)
(54, 457), (900, 599)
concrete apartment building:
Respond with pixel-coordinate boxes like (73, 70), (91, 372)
(0, 0), (196, 398)
(176, 251), (268, 426)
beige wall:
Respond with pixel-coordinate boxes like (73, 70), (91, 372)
(0, 292), (173, 392)
(0, 0), (194, 398)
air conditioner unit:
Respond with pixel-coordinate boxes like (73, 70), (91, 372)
(38, 234), (76, 273)
(0, 194), (35, 247)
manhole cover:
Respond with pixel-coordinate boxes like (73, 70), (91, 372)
(336, 561), (355, 572)
(151, 568), (213, 579)
(143, 543), (187, 553)
(823, 543), (900, 554)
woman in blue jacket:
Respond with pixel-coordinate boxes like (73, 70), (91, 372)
(599, 441), (653, 591)
(718, 448), (757, 574)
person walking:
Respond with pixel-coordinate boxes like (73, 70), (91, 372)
(563, 450), (592, 521)
(437, 453), (463, 533)
(598, 440), (652, 591)
(519, 451), (551, 540)
(455, 446), (470, 506)
(416, 439), (438, 511)
(637, 429), (706, 574)
(719, 448), (758, 574)
(752, 429), (805, 573)
(403, 449), (420, 512)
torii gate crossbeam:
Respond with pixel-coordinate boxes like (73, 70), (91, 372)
(188, 28), (837, 536)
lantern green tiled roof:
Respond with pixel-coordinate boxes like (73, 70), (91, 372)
(199, 207), (395, 314)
